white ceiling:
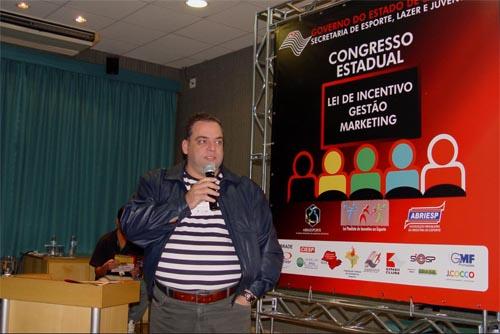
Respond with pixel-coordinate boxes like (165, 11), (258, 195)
(0, 0), (284, 68)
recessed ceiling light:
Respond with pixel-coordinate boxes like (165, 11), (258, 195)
(17, 2), (29, 10)
(186, 0), (207, 8)
(75, 15), (87, 24)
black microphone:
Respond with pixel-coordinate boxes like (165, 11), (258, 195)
(203, 164), (219, 211)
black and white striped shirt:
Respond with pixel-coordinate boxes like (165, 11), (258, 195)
(155, 171), (242, 291)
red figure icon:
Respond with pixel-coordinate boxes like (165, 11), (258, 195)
(287, 151), (318, 202)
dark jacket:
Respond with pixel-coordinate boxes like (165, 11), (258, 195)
(120, 163), (283, 298)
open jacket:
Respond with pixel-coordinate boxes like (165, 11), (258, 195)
(121, 163), (283, 298)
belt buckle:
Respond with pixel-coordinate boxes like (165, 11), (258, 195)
(197, 291), (209, 304)
(197, 289), (221, 304)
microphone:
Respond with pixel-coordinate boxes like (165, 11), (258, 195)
(203, 164), (219, 211)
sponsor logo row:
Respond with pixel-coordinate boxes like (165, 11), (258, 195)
(282, 242), (481, 283)
(302, 201), (447, 235)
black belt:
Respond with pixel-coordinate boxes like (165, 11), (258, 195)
(156, 282), (236, 304)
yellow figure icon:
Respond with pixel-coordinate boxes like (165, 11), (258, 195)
(318, 148), (347, 200)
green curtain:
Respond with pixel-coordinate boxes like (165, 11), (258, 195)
(1, 48), (177, 259)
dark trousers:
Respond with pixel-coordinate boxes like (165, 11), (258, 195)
(150, 284), (251, 333)
(128, 279), (149, 322)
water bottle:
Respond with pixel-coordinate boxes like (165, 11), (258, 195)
(68, 235), (78, 257)
(46, 235), (57, 256)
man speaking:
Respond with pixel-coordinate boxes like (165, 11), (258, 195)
(120, 113), (283, 333)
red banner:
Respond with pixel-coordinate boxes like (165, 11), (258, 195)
(272, 0), (499, 311)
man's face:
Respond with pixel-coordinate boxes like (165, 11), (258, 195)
(182, 120), (224, 179)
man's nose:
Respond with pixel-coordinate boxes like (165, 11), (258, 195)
(207, 141), (216, 151)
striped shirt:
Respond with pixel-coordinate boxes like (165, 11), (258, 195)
(155, 171), (242, 291)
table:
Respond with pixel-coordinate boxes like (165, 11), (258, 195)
(0, 274), (139, 333)
(22, 253), (95, 281)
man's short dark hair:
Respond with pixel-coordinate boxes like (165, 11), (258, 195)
(184, 113), (223, 139)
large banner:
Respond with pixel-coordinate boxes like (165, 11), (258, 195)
(271, 0), (499, 311)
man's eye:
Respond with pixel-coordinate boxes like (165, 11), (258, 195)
(197, 139), (207, 145)
(215, 140), (223, 145)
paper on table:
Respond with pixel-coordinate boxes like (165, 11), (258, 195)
(64, 278), (120, 286)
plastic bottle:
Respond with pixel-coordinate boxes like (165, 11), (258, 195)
(68, 235), (78, 257)
(47, 236), (57, 256)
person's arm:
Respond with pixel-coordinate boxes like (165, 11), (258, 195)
(245, 180), (284, 298)
(89, 236), (118, 280)
(94, 258), (118, 278)
(120, 169), (190, 248)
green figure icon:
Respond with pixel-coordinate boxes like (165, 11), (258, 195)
(350, 144), (382, 199)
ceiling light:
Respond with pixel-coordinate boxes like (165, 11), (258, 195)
(16, 2), (29, 10)
(186, 0), (207, 8)
(75, 15), (87, 24)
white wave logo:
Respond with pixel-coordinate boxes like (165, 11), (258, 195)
(279, 30), (311, 56)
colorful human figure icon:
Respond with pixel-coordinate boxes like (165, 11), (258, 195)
(317, 148), (347, 200)
(350, 144), (382, 199)
(385, 140), (421, 198)
(421, 134), (466, 197)
(287, 151), (317, 202)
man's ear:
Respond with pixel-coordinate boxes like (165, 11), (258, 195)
(181, 139), (188, 155)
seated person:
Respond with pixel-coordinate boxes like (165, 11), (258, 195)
(90, 207), (148, 333)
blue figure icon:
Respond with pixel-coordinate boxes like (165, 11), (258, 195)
(385, 140), (422, 198)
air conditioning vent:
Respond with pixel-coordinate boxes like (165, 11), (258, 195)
(0, 10), (99, 56)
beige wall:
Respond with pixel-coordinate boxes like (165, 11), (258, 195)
(175, 47), (254, 178)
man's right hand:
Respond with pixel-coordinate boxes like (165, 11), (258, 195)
(185, 177), (220, 209)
